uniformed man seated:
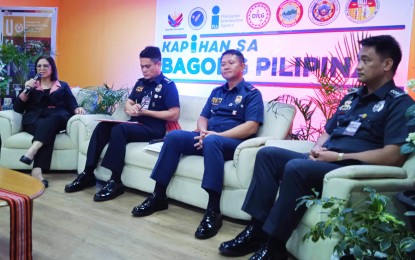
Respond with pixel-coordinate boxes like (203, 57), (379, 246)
(218, 35), (415, 260)
(64, 46), (180, 201)
(131, 49), (264, 239)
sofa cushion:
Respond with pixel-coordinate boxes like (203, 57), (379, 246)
(4, 132), (75, 150)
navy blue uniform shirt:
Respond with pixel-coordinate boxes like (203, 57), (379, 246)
(324, 80), (415, 153)
(128, 72), (179, 133)
(200, 79), (264, 138)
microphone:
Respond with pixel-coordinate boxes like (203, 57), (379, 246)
(23, 73), (42, 94)
(33, 73), (42, 81)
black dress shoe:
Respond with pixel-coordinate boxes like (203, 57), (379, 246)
(195, 208), (222, 239)
(249, 243), (288, 260)
(93, 180), (124, 202)
(42, 179), (49, 188)
(131, 193), (168, 217)
(65, 172), (96, 193)
(219, 225), (267, 256)
(20, 155), (33, 165)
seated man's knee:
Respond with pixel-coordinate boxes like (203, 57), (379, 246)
(203, 135), (221, 147)
(164, 130), (184, 144)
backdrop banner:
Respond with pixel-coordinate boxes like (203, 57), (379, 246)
(155, 0), (414, 90)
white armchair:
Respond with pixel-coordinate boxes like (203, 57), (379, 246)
(264, 140), (415, 260)
(0, 109), (82, 171)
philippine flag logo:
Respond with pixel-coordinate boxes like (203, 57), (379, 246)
(168, 12), (183, 27)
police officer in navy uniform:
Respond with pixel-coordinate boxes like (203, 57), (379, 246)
(131, 49), (264, 239)
(65, 46), (180, 201)
(219, 35), (415, 260)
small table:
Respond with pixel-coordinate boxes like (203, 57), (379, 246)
(0, 167), (45, 260)
(0, 168), (44, 206)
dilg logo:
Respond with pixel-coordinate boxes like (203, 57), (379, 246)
(189, 7), (207, 30)
(168, 12), (183, 28)
(246, 2), (271, 29)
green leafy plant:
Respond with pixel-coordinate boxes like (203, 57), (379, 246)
(271, 32), (367, 141)
(0, 60), (11, 99)
(400, 104), (415, 155)
(77, 83), (128, 115)
(296, 187), (415, 260)
(0, 29), (49, 88)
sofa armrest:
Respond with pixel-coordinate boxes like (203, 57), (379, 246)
(233, 136), (273, 166)
(324, 165), (407, 182)
(0, 110), (23, 144)
(321, 166), (411, 201)
(265, 139), (315, 153)
(77, 114), (113, 142)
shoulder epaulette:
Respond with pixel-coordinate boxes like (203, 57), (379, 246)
(243, 82), (257, 91)
(388, 88), (407, 98)
(346, 88), (359, 95)
(163, 77), (172, 84)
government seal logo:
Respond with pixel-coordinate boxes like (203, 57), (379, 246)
(276, 0), (304, 28)
(246, 2), (271, 29)
(189, 7), (207, 30)
(308, 0), (340, 26)
(345, 0), (379, 24)
(168, 12), (183, 28)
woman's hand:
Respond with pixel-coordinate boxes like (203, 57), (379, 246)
(74, 107), (86, 115)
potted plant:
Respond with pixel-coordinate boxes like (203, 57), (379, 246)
(0, 29), (48, 89)
(269, 32), (367, 141)
(0, 60), (10, 102)
(76, 83), (129, 115)
(296, 187), (415, 260)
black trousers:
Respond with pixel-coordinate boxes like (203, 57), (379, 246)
(85, 122), (163, 181)
(23, 113), (69, 170)
(242, 146), (361, 242)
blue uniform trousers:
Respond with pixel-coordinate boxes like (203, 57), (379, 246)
(85, 122), (162, 180)
(151, 130), (242, 194)
(242, 146), (360, 242)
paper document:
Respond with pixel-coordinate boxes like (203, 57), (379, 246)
(144, 142), (164, 153)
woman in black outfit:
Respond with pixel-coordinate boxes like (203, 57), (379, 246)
(13, 55), (86, 187)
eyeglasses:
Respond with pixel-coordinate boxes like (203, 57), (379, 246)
(36, 64), (50, 69)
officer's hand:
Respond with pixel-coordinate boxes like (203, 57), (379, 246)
(312, 150), (337, 162)
(194, 132), (206, 150)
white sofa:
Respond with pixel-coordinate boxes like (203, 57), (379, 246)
(76, 95), (296, 220)
(0, 94), (296, 220)
(264, 140), (415, 260)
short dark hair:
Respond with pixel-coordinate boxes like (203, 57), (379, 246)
(140, 46), (162, 63)
(221, 49), (245, 64)
(35, 55), (58, 81)
(359, 35), (402, 74)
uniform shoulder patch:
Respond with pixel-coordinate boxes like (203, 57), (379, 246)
(346, 87), (359, 95)
(244, 82), (257, 91)
(388, 88), (407, 98)
(163, 77), (172, 84)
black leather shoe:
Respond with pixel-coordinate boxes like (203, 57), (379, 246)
(195, 209), (222, 239)
(65, 172), (96, 193)
(249, 243), (288, 260)
(20, 155), (33, 165)
(93, 180), (124, 202)
(131, 193), (168, 217)
(42, 179), (49, 188)
(219, 225), (267, 256)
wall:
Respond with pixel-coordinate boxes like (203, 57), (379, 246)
(2, 0), (415, 98)
(57, 0), (156, 88)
